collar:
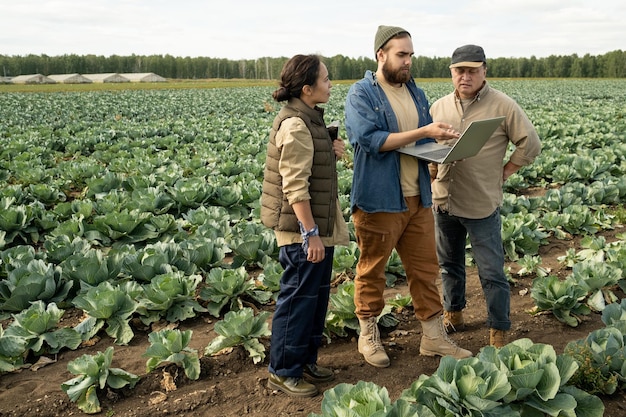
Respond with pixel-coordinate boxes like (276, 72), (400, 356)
(286, 97), (325, 123)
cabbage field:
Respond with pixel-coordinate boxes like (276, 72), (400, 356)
(1, 79), (626, 416)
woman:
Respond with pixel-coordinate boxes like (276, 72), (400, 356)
(260, 54), (349, 397)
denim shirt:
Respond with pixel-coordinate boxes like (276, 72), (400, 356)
(345, 70), (435, 213)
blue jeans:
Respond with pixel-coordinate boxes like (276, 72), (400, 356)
(434, 207), (511, 331)
(268, 243), (335, 377)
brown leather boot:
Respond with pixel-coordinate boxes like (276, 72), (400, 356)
(268, 373), (318, 397)
(443, 310), (465, 333)
(490, 328), (507, 348)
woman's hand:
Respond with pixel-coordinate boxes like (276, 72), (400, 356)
(333, 138), (345, 158)
(307, 236), (325, 263)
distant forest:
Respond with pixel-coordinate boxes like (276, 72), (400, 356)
(1, 50), (624, 79)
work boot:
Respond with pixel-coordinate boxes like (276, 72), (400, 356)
(443, 310), (465, 333)
(358, 317), (390, 368)
(420, 315), (472, 359)
(268, 373), (318, 397)
(303, 364), (334, 382)
(490, 328), (507, 348)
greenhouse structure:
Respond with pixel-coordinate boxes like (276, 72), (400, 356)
(10, 74), (56, 84)
(48, 73), (92, 84)
(82, 73), (130, 83)
(120, 72), (167, 82)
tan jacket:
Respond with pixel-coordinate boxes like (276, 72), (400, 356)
(430, 82), (541, 219)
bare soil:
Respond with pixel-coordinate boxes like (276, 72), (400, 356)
(1, 229), (625, 417)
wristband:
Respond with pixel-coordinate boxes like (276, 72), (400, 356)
(298, 222), (319, 254)
(300, 224), (319, 238)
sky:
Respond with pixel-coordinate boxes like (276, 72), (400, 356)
(2, 0), (624, 61)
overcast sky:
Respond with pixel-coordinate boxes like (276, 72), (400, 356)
(2, 0), (624, 61)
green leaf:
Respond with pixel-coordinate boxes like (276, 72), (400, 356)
(522, 392), (577, 417)
(559, 386), (604, 417)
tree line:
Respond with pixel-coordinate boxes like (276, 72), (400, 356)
(1, 50), (624, 80)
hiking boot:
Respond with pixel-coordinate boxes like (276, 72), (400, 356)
(443, 310), (465, 333)
(268, 373), (318, 397)
(420, 315), (472, 359)
(358, 317), (390, 368)
(303, 364), (335, 382)
(490, 328), (507, 348)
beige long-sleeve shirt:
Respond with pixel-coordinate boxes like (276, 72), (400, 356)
(430, 82), (541, 219)
(273, 117), (349, 247)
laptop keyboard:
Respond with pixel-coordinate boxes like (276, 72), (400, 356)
(419, 148), (451, 160)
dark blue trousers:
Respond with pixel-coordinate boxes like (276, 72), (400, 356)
(268, 243), (334, 377)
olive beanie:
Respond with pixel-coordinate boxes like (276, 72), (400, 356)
(374, 25), (410, 54)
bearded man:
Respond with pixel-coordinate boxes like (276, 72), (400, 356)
(344, 25), (473, 368)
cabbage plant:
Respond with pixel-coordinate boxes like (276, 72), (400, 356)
(0, 245), (40, 279)
(120, 241), (197, 282)
(479, 338), (604, 417)
(125, 186), (175, 215)
(89, 209), (156, 245)
(256, 258), (283, 300)
(144, 329), (200, 380)
(602, 298), (626, 327)
(311, 381), (421, 417)
(181, 205), (231, 237)
(3, 300), (81, 355)
(0, 197), (38, 246)
(565, 326), (626, 395)
(569, 260), (622, 312)
(226, 220), (277, 268)
(136, 271), (207, 325)
(178, 237), (228, 271)
(0, 324), (27, 373)
(530, 274), (590, 327)
(60, 248), (123, 294)
(501, 212), (548, 261)
(205, 307), (270, 364)
(400, 356), (513, 417)
(515, 255), (550, 278)
(199, 266), (272, 317)
(61, 346), (139, 414)
(562, 205), (600, 235)
(27, 183), (66, 206)
(42, 234), (91, 265)
(168, 177), (214, 210)
(539, 211), (569, 240)
(332, 240), (359, 276)
(72, 281), (138, 345)
(324, 281), (397, 340)
(0, 258), (72, 313)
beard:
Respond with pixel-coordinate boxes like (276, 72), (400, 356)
(382, 61), (411, 84)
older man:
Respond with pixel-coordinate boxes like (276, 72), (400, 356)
(430, 45), (542, 347)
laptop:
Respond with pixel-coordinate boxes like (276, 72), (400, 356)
(396, 116), (505, 163)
